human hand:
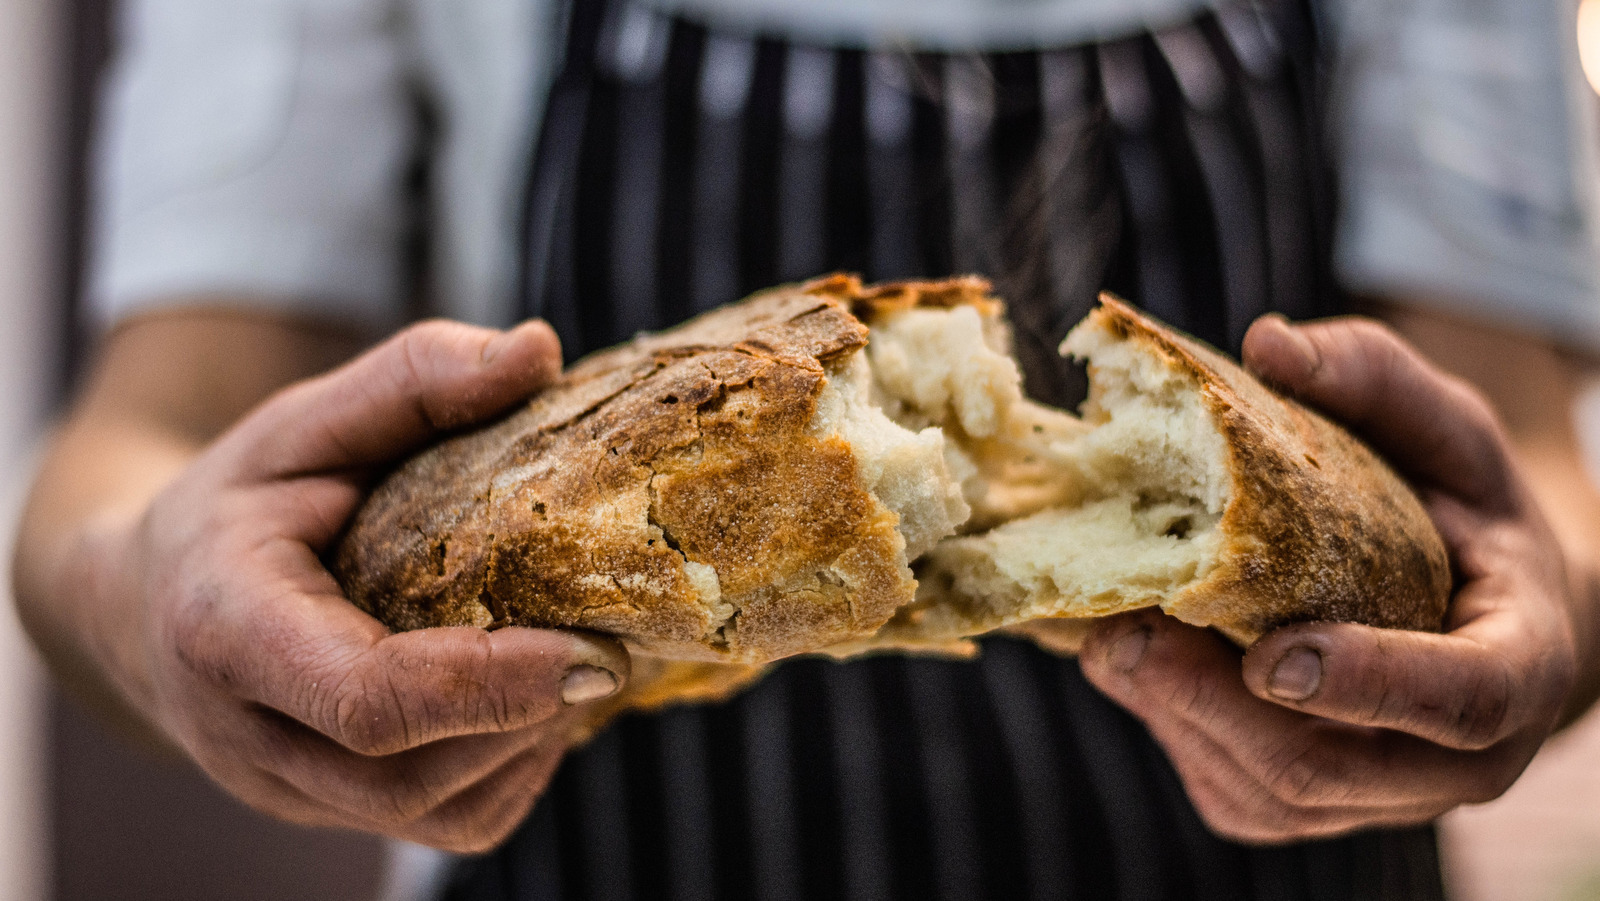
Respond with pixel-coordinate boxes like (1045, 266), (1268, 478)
(89, 319), (628, 852)
(1078, 314), (1579, 843)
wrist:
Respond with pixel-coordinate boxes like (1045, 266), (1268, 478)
(32, 504), (176, 752)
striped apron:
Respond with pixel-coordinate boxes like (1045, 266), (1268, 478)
(443, 1), (1446, 897)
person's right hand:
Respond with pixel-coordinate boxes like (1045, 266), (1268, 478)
(1076, 314), (1582, 843)
(82, 320), (629, 852)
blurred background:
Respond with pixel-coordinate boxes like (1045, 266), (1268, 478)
(0, 0), (388, 897)
(2, 0), (1600, 898)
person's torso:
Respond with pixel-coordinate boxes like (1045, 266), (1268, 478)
(438, 1), (1445, 899)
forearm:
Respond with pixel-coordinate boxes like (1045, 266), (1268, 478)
(13, 416), (199, 746)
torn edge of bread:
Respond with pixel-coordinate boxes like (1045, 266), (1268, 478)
(786, 281), (1235, 659)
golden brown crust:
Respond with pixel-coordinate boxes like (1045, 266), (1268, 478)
(1089, 294), (1452, 643)
(616, 658), (772, 711)
(804, 272), (1003, 321)
(558, 656), (772, 745)
(335, 274), (1451, 720)
(332, 279), (915, 664)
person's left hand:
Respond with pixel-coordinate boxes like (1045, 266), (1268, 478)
(1077, 314), (1581, 844)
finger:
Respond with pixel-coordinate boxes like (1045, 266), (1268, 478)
(222, 318), (562, 482)
(236, 743), (558, 852)
(173, 698), (387, 833)
(1080, 609), (1304, 739)
(1241, 315), (1512, 504)
(177, 576), (628, 754)
(243, 703), (577, 827)
(1170, 733), (1446, 844)
(1425, 489), (1569, 632)
(237, 764), (364, 832)
(1243, 614), (1570, 751)
(1080, 609), (1316, 792)
(400, 745), (566, 853)
(1081, 609), (1519, 807)
(294, 624), (623, 755)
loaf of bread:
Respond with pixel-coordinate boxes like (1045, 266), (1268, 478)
(332, 275), (1450, 708)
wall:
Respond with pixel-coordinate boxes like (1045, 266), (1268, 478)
(0, 0), (61, 898)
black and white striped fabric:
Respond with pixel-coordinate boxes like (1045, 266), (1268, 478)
(443, 1), (1445, 898)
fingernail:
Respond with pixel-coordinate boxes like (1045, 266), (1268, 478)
(482, 330), (515, 365)
(560, 665), (619, 705)
(1107, 626), (1151, 674)
(1280, 325), (1321, 379)
(1269, 647), (1323, 701)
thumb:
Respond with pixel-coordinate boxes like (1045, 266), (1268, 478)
(179, 567), (630, 753)
(1242, 314), (1512, 505)
(220, 319), (561, 482)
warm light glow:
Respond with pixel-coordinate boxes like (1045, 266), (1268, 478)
(1580, 0), (1600, 96)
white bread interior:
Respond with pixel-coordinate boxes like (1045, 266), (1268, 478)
(807, 301), (1233, 651)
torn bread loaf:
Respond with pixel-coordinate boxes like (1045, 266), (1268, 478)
(870, 286), (1452, 651)
(332, 275), (1450, 683)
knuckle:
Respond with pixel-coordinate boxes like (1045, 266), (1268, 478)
(1359, 328), (1408, 395)
(1357, 646), (1399, 726)
(339, 757), (448, 826)
(1177, 761), (1303, 846)
(1342, 317), (1400, 351)
(424, 796), (525, 855)
(477, 680), (560, 732)
(242, 703), (310, 768)
(434, 637), (561, 734)
(1354, 633), (1516, 750)
(1260, 745), (1332, 807)
(393, 319), (486, 430)
(330, 692), (381, 754)
(394, 329), (435, 402)
(1451, 664), (1515, 750)
(329, 675), (415, 755)
(1166, 672), (1226, 728)
(476, 684), (520, 732)
(444, 653), (511, 732)
(169, 584), (239, 690)
(419, 751), (560, 853)
(421, 650), (513, 736)
(399, 318), (478, 365)
(397, 318), (463, 352)
(1443, 381), (1513, 468)
(1192, 789), (1297, 846)
(380, 778), (447, 827)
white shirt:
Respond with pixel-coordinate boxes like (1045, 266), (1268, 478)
(89, 0), (1600, 346)
(81, 4), (1600, 895)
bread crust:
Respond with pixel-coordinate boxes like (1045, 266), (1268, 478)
(334, 275), (1451, 706)
(1089, 295), (1451, 643)
(332, 281), (914, 664)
